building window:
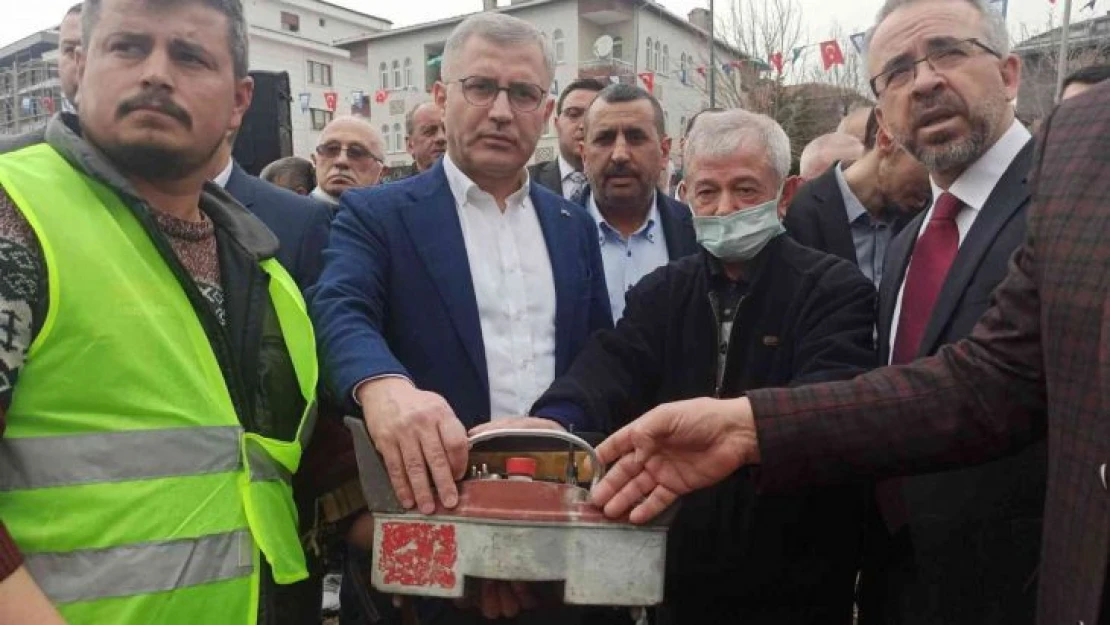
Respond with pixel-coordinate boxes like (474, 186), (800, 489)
(654, 41), (661, 73)
(319, 18), (326, 27)
(553, 29), (566, 63)
(382, 125), (391, 152)
(393, 123), (403, 152)
(280, 11), (300, 33)
(310, 108), (333, 130)
(645, 38), (653, 70)
(404, 58), (413, 89)
(679, 116), (687, 137)
(392, 60), (401, 90)
(662, 45), (669, 74)
(612, 36), (624, 60)
(308, 60), (333, 86)
(380, 62), (389, 89)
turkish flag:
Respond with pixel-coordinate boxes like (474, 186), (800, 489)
(638, 72), (654, 94)
(820, 40), (845, 70)
(374, 89), (388, 104)
(769, 52), (784, 74)
(323, 91), (338, 112)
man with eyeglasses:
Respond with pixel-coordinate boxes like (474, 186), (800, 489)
(309, 11), (610, 625)
(589, 2), (1042, 624)
(529, 78), (606, 201)
(310, 116), (386, 209)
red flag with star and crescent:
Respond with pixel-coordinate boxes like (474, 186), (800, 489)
(769, 52), (784, 74)
(324, 91), (338, 112)
(819, 40), (845, 70)
(637, 72), (655, 94)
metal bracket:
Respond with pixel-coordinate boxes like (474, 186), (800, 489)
(344, 416), (406, 514)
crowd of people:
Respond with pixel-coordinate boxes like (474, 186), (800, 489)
(0, 0), (1107, 624)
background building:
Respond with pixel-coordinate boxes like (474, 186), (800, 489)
(0, 30), (62, 136)
(338, 0), (751, 172)
(244, 0), (391, 154)
(1014, 10), (1110, 122)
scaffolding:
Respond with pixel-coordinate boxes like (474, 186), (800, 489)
(0, 31), (63, 137)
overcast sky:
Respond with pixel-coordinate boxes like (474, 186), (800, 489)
(0, 0), (1090, 56)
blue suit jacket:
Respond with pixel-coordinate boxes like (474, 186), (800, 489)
(224, 162), (332, 290)
(309, 160), (613, 428)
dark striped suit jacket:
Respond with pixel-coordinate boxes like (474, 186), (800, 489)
(747, 80), (1110, 625)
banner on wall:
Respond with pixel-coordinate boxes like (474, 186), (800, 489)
(323, 91), (338, 112)
(298, 92), (311, 113)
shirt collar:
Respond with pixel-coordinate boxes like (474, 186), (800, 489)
(311, 186), (340, 205)
(211, 158), (234, 189)
(557, 153), (578, 182)
(833, 162), (870, 224)
(444, 153), (531, 209)
(929, 118), (1031, 213)
(586, 191), (660, 240)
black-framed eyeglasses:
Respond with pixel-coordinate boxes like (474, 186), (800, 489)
(869, 38), (1001, 96)
(314, 142), (384, 164)
(450, 76), (547, 112)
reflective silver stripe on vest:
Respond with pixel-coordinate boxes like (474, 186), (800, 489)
(26, 530), (254, 604)
(246, 440), (292, 484)
(0, 426), (243, 492)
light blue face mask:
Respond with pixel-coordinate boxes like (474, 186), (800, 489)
(691, 194), (785, 262)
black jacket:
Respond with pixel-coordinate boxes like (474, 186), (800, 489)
(534, 236), (877, 624)
(528, 159), (563, 197)
(784, 163), (912, 266)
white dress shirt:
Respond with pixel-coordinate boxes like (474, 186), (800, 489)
(212, 158), (234, 189)
(888, 119), (1032, 361)
(443, 155), (558, 419)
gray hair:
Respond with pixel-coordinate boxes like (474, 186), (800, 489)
(684, 109), (792, 185)
(260, 156), (315, 192)
(864, 0), (1010, 63)
(441, 12), (554, 86)
(799, 132), (865, 178)
(83, 0), (249, 79)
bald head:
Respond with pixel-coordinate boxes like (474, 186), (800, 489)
(799, 132), (865, 179)
(312, 116), (386, 198)
(836, 107), (872, 143)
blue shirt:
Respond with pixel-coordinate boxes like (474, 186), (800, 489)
(835, 165), (894, 287)
(587, 193), (671, 322)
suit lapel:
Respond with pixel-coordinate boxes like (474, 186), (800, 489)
(916, 141), (1034, 357)
(656, 194), (698, 260)
(540, 161), (563, 196)
(401, 164), (487, 386)
(224, 163), (256, 208)
(878, 211), (925, 363)
(814, 168), (858, 263)
(531, 186), (577, 374)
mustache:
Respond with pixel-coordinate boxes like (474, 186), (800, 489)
(117, 92), (192, 129)
(911, 93), (966, 129)
(603, 162), (640, 178)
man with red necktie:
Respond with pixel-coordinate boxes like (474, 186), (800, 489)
(842, 1), (1041, 623)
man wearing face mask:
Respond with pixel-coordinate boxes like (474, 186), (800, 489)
(531, 108), (877, 625)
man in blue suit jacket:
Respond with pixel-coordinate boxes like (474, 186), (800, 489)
(210, 138), (332, 291)
(310, 12), (611, 624)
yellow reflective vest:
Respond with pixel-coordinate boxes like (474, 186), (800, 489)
(0, 143), (318, 625)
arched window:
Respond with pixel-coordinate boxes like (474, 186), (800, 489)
(553, 29), (565, 63)
(392, 60), (401, 89)
(654, 41), (661, 73)
(381, 125), (391, 152)
(379, 62), (389, 89)
(645, 38), (653, 70)
(403, 58), (412, 88)
(662, 45), (669, 74)
(393, 123), (403, 152)
(679, 116), (687, 137)
(612, 36), (624, 60)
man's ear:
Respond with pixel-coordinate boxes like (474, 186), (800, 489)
(660, 135), (673, 162)
(875, 125), (895, 156)
(675, 180), (687, 203)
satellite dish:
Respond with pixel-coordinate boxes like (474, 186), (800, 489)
(593, 35), (614, 59)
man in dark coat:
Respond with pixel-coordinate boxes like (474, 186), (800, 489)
(528, 108), (877, 625)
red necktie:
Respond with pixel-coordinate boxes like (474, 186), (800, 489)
(891, 192), (962, 365)
(879, 193), (961, 532)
